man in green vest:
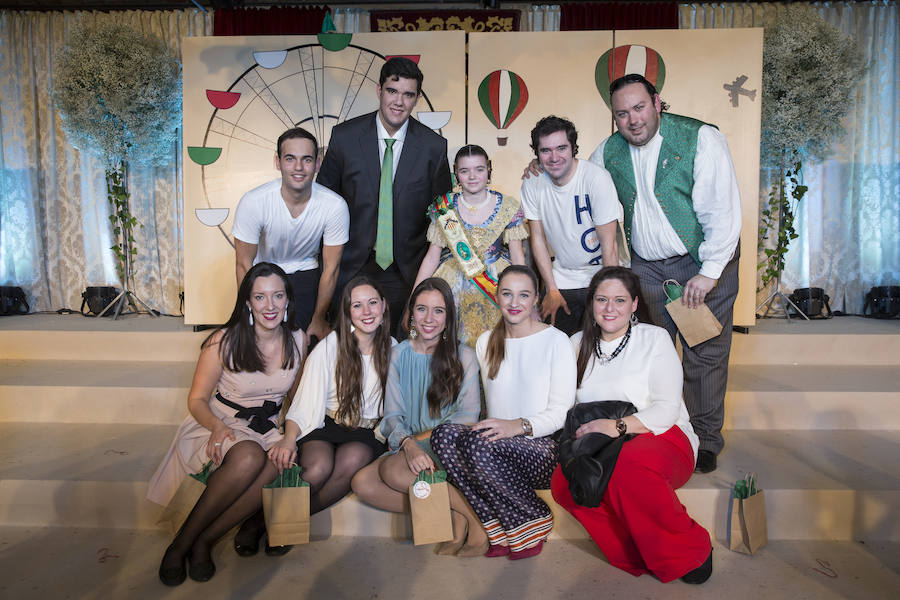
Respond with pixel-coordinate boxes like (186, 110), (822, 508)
(590, 74), (742, 474)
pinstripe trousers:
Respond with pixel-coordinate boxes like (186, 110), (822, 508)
(631, 249), (740, 455)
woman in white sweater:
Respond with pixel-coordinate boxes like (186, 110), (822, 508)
(550, 267), (712, 584)
(431, 265), (575, 559)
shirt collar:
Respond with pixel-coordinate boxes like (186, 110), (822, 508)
(375, 112), (410, 143)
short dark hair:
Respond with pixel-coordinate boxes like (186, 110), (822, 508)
(453, 144), (492, 181)
(277, 127), (318, 159)
(530, 115), (579, 158)
(379, 57), (423, 94)
(609, 74), (670, 112)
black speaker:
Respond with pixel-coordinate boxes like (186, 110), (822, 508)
(81, 286), (120, 317)
(0, 286), (29, 316)
(863, 285), (900, 319)
(788, 287), (832, 319)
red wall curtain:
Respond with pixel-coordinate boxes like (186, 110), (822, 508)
(560, 2), (678, 31)
(214, 6), (330, 36)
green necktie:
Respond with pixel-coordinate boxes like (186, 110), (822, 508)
(376, 138), (395, 269)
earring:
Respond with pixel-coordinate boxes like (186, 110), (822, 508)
(442, 330), (447, 340)
(248, 311), (254, 326)
(283, 310), (288, 323)
(409, 318), (418, 340)
(630, 313), (639, 326)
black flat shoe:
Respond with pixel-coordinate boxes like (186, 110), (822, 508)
(234, 519), (266, 557)
(264, 541), (293, 556)
(680, 549), (713, 584)
(158, 546), (186, 587)
(694, 449), (717, 474)
(188, 556), (216, 582)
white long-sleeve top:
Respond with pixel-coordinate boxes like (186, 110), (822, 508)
(475, 326), (576, 438)
(590, 125), (741, 280)
(571, 323), (699, 461)
(284, 331), (396, 439)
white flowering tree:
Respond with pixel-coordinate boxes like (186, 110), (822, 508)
(758, 6), (865, 299)
(53, 22), (180, 311)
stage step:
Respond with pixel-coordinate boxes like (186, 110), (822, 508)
(1, 423), (897, 542)
(0, 360), (193, 424)
(3, 360), (898, 430)
(730, 317), (900, 366)
(3, 314), (899, 366)
(1, 527), (897, 600)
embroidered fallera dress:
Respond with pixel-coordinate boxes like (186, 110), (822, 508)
(426, 190), (527, 347)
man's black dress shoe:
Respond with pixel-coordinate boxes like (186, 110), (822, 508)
(680, 549), (713, 584)
(694, 449), (717, 474)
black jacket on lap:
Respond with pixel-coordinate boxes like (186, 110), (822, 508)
(558, 401), (637, 507)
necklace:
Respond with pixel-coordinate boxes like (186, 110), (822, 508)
(457, 192), (489, 214)
(594, 324), (631, 366)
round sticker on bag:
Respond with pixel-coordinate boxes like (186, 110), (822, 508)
(412, 480), (432, 499)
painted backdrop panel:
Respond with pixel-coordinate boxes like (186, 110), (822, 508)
(468, 29), (761, 326)
(182, 32), (466, 324)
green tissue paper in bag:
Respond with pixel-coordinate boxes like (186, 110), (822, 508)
(157, 461), (213, 536)
(729, 472), (767, 554)
(262, 465), (310, 546)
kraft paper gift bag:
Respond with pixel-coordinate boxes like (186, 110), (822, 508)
(262, 465), (310, 546)
(729, 472), (768, 554)
(663, 280), (723, 347)
(157, 461), (212, 536)
(409, 469), (454, 545)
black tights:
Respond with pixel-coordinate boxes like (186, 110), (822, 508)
(234, 439), (377, 546)
(162, 441), (275, 568)
(300, 439), (377, 514)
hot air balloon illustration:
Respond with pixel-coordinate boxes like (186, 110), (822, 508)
(478, 69), (529, 146)
(595, 45), (666, 109)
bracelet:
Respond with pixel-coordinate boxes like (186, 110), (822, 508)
(398, 435), (412, 451)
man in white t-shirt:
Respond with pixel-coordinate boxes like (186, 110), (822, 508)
(521, 115), (622, 335)
(233, 127), (350, 342)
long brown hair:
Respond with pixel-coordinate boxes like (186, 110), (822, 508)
(485, 265), (539, 380)
(576, 267), (645, 387)
(333, 276), (392, 427)
(409, 278), (464, 418)
(210, 262), (299, 373)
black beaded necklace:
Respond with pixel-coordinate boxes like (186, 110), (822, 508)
(594, 323), (632, 366)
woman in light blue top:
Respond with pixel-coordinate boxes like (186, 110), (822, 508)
(351, 278), (486, 555)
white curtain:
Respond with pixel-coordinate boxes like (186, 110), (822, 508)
(0, 9), (212, 314)
(332, 7), (370, 33)
(680, 2), (900, 313)
(511, 3), (561, 32)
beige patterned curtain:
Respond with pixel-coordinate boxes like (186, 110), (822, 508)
(680, 2), (900, 313)
(0, 9), (212, 314)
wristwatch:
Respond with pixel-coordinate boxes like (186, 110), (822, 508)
(521, 418), (533, 437)
(615, 418), (627, 437)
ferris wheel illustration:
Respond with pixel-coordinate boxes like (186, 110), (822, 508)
(188, 33), (452, 247)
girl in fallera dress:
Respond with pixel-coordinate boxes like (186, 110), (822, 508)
(351, 278), (488, 555)
(149, 262), (306, 586)
(266, 276), (394, 549)
(551, 267), (713, 584)
(431, 266), (576, 559)
(413, 144), (528, 347)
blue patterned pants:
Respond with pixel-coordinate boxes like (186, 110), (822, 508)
(431, 423), (558, 551)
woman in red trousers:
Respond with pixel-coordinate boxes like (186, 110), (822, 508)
(551, 267), (712, 583)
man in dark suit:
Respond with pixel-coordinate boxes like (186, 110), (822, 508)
(317, 57), (452, 334)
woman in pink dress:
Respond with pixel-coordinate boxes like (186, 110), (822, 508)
(148, 262), (306, 586)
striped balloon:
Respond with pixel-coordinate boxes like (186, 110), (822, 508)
(478, 70), (529, 144)
(595, 45), (666, 108)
